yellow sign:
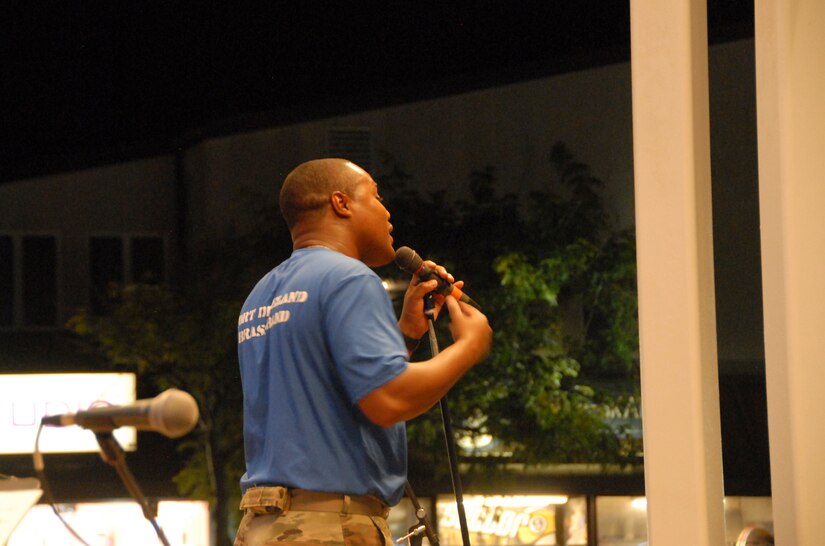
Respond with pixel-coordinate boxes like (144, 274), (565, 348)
(437, 495), (574, 546)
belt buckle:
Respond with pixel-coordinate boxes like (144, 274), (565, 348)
(342, 494), (352, 515)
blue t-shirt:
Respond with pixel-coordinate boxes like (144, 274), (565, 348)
(237, 248), (409, 505)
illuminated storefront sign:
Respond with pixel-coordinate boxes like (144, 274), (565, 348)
(7, 500), (209, 546)
(437, 494), (587, 546)
(0, 373), (137, 454)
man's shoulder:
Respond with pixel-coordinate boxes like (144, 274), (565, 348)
(241, 250), (368, 314)
(292, 249), (377, 278)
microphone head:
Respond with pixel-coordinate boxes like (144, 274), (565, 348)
(394, 246), (423, 274)
(147, 388), (200, 438)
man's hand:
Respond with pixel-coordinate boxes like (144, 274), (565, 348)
(444, 296), (492, 363)
(397, 260), (460, 340)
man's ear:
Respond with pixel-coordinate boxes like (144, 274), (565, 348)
(330, 191), (352, 218)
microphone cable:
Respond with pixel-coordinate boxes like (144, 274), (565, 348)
(32, 421), (93, 546)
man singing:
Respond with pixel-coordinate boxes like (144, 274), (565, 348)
(235, 158), (492, 546)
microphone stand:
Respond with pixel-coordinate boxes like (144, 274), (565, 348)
(94, 432), (171, 546)
(423, 294), (472, 546)
(398, 482), (439, 546)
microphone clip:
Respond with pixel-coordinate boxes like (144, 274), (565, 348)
(423, 292), (436, 319)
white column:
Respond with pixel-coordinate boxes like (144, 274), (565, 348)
(630, 1), (725, 544)
(755, 1), (825, 543)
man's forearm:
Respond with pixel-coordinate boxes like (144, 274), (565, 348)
(357, 338), (484, 427)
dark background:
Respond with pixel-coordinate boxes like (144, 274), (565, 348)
(2, 1), (753, 179)
(2, 0), (769, 497)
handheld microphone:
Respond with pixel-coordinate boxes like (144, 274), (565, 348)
(41, 388), (200, 439)
(394, 246), (481, 310)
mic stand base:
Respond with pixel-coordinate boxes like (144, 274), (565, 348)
(95, 432), (171, 546)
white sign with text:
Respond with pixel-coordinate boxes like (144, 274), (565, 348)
(0, 373), (137, 454)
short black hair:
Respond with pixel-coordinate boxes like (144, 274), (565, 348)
(279, 158), (368, 228)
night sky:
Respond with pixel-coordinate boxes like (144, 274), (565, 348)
(2, 1), (752, 178)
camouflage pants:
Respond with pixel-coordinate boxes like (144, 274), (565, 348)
(234, 488), (393, 546)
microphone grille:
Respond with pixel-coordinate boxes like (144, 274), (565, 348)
(394, 246), (422, 273)
(148, 388), (200, 439)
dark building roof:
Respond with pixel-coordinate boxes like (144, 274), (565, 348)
(2, 1), (753, 182)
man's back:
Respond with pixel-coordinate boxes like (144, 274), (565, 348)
(237, 247), (409, 505)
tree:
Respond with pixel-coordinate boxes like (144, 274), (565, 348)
(377, 143), (641, 475)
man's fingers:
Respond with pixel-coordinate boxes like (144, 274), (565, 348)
(444, 295), (462, 316)
(414, 279), (438, 293)
(422, 260), (455, 283)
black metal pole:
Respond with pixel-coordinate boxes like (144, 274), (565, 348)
(424, 296), (472, 546)
(95, 432), (171, 546)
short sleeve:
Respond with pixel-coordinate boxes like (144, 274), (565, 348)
(323, 272), (408, 404)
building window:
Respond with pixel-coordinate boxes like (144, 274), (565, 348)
(0, 234), (59, 328)
(23, 236), (58, 326)
(0, 235), (14, 326)
(89, 237), (124, 314)
(89, 235), (165, 314)
(132, 236), (165, 284)
(327, 127), (373, 173)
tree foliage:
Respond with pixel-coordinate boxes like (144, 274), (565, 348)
(377, 143), (640, 469)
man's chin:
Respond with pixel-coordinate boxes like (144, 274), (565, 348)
(366, 247), (396, 268)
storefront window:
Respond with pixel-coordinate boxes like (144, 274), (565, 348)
(595, 495), (774, 546)
(392, 493), (773, 546)
(595, 496), (648, 546)
(435, 494), (584, 546)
